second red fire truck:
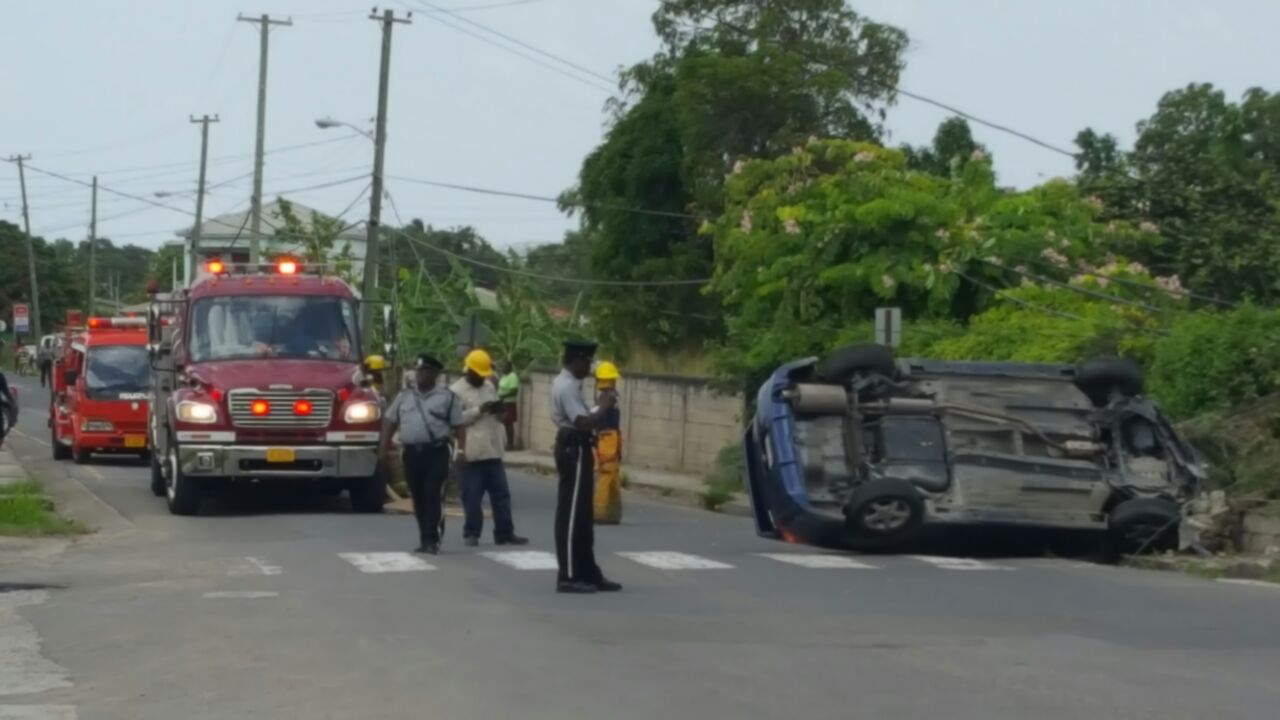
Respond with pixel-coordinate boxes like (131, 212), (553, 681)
(49, 316), (152, 463)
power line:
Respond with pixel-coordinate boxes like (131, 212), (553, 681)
(409, 3), (615, 93)
(388, 174), (703, 220)
(1021, 256), (1237, 309)
(411, 0), (614, 85)
(955, 270), (1084, 321)
(981, 259), (1173, 315)
(395, 225), (710, 287)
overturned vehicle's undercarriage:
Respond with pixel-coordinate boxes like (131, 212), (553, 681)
(743, 345), (1206, 553)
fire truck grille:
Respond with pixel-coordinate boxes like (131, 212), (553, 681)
(227, 389), (335, 428)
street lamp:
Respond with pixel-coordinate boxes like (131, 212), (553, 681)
(314, 117), (374, 142)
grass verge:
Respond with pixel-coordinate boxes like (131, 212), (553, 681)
(701, 442), (744, 511)
(0, 479), (90, 537)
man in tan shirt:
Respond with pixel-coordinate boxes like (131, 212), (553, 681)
(451, 349), (529, 547)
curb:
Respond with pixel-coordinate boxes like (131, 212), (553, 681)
(504, 454), (753, 518)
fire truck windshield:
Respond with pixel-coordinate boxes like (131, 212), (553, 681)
(85, 345), (152, 399)
(189, 295), (359, 363)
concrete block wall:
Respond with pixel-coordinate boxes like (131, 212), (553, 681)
(516, 369), (744, 476)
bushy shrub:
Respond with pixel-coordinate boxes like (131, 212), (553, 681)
(1148, 304), (1280, 418)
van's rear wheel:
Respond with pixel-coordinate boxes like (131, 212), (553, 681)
(844, 478), (925, 550)
(166, 440), (203, 516)
(51, 421), (71, 461)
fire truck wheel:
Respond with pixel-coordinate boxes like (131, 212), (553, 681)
(51, 423), (71, 461)
(149, 450), (166, 497)
(166, 440), (203, 516)
(72, 445), (91, 465)
(349, 467), (387, 514)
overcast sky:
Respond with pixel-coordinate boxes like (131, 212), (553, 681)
(2, 0), (1277, 254)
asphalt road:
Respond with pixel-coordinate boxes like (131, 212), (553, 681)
(3, 372), (1280, 720)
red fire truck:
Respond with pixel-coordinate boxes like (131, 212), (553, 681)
(146, 259), (395, 515)
(50, 316), (152, 463)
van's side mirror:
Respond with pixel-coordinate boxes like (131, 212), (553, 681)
(64, 370), (79, 385)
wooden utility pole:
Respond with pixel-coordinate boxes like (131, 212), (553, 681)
(88, 175), (97, 316)
(362, 7), (412, 333)
(237, 13), (291, 265)
(7, 154), (41, 339)
(189, 114), (219, 284)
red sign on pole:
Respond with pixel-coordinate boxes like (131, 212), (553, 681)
(66, 308), (83, 328)
(13, 303), (30, 334)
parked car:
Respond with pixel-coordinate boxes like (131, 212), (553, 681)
(742, 345), (1205, 554)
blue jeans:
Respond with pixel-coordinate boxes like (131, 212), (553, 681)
(461, 459), (516, 541)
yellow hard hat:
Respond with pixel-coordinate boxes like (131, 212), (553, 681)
(595, 361), (620, 381)
(364, 354), (386, 371)
(464, 348), (494, 377)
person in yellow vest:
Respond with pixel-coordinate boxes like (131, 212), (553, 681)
(592, 361), (623, 524)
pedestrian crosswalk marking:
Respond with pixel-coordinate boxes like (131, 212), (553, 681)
(617, 552), (734, 570)
(759, 553), (879, 569)
(0, 705), (79, 719)
(481, 551), (558, 570)
(908, 556), (1013, 571)
(338, 552), (436, 573)
(228, 556), (282, 576)
(203, 591), (279, 599)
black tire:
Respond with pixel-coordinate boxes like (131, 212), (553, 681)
(1076, 357), (1144, 407)
(51, 423), (71, 461)
(149, 448), (166, 497)
(73, 445), (91, 465)
(165, 437), (202, 516)
(1108, 497), (1179, 555)
(816, 344), (897, 383)
(843, 478), (925, 549)
(349, 465), (387, 514)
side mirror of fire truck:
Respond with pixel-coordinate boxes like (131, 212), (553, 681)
(382, 304), (398, 362)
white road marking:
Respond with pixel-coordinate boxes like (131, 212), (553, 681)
(758, 553), (879, 569)
(8, 429), (50, 448)
(1217, 578), (1280, 590)
(481, 550), (559, 570)
(0, 591), (72, 697)
(202, 592), (279, 599)
(909, 556), (1014, 571)
(617, 551), (734, 570)
(228, 556), (283, 576)
(339, 552), (436, 573)
(0, 706), (78, 720)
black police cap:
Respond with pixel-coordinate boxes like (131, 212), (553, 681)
(415, 353), (443, 370)
(562, 339), (598, 360)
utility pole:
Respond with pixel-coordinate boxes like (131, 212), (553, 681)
(8, 154), (41, 339)
(88, 175), (97, 316)
(237, 13), (291, 265)
(189, 114), (220, 285)
(362, 7), (412, 333)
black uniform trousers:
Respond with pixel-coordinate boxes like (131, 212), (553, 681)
(402, 443), (451, 546)
(39, 360), (51, 388)
(554, 428), (601, 583)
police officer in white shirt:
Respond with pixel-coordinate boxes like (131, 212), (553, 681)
(380, 354), (465, 555)
(450, 348), (528, 547)
(550, 339), (620, 594)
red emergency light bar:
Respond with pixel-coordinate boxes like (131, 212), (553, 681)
(202, 258), (327, 277)
(87, 316), (148, 330)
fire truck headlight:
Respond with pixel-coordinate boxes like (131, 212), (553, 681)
(82, 419), (114, 432)
(176, 400), (218, 424)
(344, 401), (381, 424)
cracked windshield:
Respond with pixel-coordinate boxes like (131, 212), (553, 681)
(2, 1), (1279, 718)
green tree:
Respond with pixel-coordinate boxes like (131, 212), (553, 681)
(271, 198), (358, 285)
(0, 221), (88, 333)
(903, 117), (989, 177)
(393, 220), (509, 290)
(1076, 84), (1280, 303)
(707, 139), (1160, 386)
(567, 0), (909, 351)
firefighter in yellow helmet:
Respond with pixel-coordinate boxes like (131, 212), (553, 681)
(449, 348), (528, 547)
(363, 354), (387, 396)
(592, 361), (623, 524)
